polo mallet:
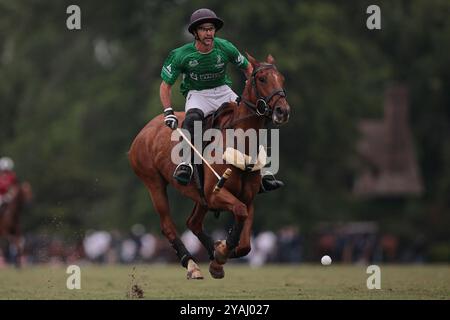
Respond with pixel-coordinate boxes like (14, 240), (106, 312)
(176, 128), (232, 193)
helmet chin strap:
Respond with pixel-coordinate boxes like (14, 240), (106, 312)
(193, 31), (200, 41)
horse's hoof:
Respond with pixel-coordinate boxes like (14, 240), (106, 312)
(213, 240), (229, 265)
(187, 269), (204, 280)
(209, 260), (225, 279)
(187, 260), (204, 280)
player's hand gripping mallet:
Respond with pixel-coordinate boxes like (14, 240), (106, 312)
(176, 128), (232, 193)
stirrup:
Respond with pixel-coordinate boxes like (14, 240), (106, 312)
(173, 162), (193, 186)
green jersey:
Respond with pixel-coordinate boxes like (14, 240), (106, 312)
(161, 37), (249, 97)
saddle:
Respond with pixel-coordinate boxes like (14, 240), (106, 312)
(204, 102), (236, 130)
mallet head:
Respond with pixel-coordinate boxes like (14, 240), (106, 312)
(213, 168), (232, 193)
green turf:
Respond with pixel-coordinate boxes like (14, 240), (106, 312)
(0, 263), (448, 299)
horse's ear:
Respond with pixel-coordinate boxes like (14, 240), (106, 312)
(246, 52), (259, 67)
(266, 54), (276, 64)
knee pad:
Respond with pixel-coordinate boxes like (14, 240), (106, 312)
(183, 108), (204, 132)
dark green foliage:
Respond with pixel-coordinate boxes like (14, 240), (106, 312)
(0, 1), (448, 253)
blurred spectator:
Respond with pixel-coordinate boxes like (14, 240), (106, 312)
(83, 230), (112, 263)
(0, 222), (441, 266)
(119, 224), (147, 263)
(248, 231), (277, 267)
(120, 239), (138, 263)
(0, 156), (18, 209)
(277, 226), (302, 263)
(318, 232), (337, 259)
(380, 234), (399, 262)
(139, 233), (157, 261)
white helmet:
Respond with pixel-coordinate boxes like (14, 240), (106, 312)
(0, 157), (14, 171)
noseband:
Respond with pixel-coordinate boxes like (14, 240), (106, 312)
(242, 63), (286, 118)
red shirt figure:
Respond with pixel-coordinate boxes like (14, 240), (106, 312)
(0, 171), (18, 195)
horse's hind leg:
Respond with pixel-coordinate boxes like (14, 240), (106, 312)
(144, 178), (203, 280)
(186, 202), (214, 260)
(186, 202), (224, 279)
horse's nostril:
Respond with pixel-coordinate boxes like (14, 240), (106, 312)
(275, 106), (283, 116)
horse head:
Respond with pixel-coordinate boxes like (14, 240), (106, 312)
(241, 53), (291, 125)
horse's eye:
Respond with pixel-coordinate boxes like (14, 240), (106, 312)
(258, 77), (267, 83)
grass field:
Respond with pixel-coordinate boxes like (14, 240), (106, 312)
(0, 263), (448, 300)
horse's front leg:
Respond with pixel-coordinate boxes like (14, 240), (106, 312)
(229, 202), (254, 259)
(207, 188), (249, 265)
(186, 202), (226, 279)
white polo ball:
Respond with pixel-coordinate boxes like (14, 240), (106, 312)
(321, 255), (332, 266)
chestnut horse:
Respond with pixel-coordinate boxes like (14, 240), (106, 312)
(0, 182), (32, 267)
(129, 54), (290, 279)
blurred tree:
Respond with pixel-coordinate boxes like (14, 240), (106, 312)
(0, 0), (448, 257)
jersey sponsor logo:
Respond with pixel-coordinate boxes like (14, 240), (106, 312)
(189, 72), (198, 80)
(199, 70), (224, 81)
(236, 53), (244, 65)
(215, 55), (224, 68)
(189, 68), (224, 81)
(189, 59), (199, 67)
(162, 64), (172, 77)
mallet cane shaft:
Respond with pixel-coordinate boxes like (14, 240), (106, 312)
(176, 128), (232, 193)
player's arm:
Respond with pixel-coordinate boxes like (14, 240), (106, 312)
(160, 81), (172, 110)
(244, 63), (253, 80)
(160, 50), (181, 130)
(160, 80), (178, 130)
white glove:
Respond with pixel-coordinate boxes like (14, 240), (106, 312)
(163, 107), (178, 130)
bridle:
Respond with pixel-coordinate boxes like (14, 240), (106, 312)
(242, 63), (287, 118)
(224, 63), (287, 129)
